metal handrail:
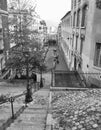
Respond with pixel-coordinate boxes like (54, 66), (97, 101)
(0, 90), (27, 105)
(76, 72), (101, 88)
(0, 81), (38, 119)
(0, 91), (26, 119)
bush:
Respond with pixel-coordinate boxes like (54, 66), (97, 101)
(0, 94), (8, 102)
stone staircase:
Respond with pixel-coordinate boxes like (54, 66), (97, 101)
(54, 71), (86, 88)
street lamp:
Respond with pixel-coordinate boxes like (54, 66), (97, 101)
(39, 63), (43, 88)
(39, 47), (48, 88)
(24, 51), (33, 103)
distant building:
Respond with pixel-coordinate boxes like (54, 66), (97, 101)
(71, 0), (101, 87)
(58, 11), (72, 69)
(32, 18), (47, 46)
(8, 0), (47, 47)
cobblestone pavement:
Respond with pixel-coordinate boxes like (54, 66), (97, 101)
(51, 89), (101, 130)
(7, 88), (50, 130)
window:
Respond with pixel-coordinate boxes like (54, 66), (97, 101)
(74, 0), (76, 7)
(94, 43), (101, 67)
(0, 28), (2, 33)
(81, 5), (88, 27)
(39, 27), (41, 30)
(71, 0), (73, 9)
(78, 0), (81, 2)
(73, 12), (76, 27)
(80, 38), (84, 55)
(71, 16), (72, 26)
(75, 36), (78, 50)
(77, 9), (80, 27)
(72, 34), (74, 48)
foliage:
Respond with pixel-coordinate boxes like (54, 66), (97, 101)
(96, 0), (101, 9)
(6, 43), (47, 76)
(8, 0), (40, 47)
(0, 94), (9, 102)
(6, 0), (47, 77)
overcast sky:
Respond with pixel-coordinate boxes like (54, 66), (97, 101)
(36, 0), (71, 26)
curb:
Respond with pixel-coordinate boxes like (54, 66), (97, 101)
(45, 89), (53, 130)
(46, 114), (53, 130)
(50, 87), (89, 91)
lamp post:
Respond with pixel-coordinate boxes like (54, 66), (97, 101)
(39, 63), (43, 88)
(24, 51), (33, 103)
(39, 47), (48, 88)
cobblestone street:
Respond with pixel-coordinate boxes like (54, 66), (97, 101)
(51, 89), (101, 130)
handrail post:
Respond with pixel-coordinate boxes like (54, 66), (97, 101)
(10, 97), (15, 119)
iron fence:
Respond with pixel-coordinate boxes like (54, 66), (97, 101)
(77, 72), (101, 88)
(0, 81), (40, 119)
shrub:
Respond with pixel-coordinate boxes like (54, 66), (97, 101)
(0, 94), (8, 102)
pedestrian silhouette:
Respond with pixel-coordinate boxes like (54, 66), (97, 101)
(31, 73), (37, 83)
(31, 72), (37, 91)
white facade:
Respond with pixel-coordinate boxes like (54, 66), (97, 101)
(59, 11), (72, 69)
(71, 0), (101, 87)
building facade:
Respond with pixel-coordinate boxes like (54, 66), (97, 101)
(32, 19), (47, 46)
(59, 11), (72, 69)
(71, 0), (101, 87)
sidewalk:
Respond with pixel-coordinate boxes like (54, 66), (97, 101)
(45, 46), (69, 71)
(7, 87), (50, 130)
(54, 46), (69, 71)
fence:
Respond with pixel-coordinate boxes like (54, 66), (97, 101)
(77, 72), (101, 88)
(0, 82), (39, 118)
(0, 80), (41, 130)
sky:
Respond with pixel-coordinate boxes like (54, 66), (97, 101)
(35, 0), (71, 27)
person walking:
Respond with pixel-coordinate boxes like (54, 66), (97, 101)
(31, 72), (37, 91)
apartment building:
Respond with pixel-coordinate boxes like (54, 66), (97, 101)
(32, 19), (47, 46)
(0, 0), (9, 75)
(71, 0), (101, 87)
(60, 11), (72, 69)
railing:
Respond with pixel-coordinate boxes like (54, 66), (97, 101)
(0, 80), (41, 130)
(0, 81), (40, 119)
(0, 90), (27, 130)
(0, 94), (25, 130)
(76, 72), (101, 88)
